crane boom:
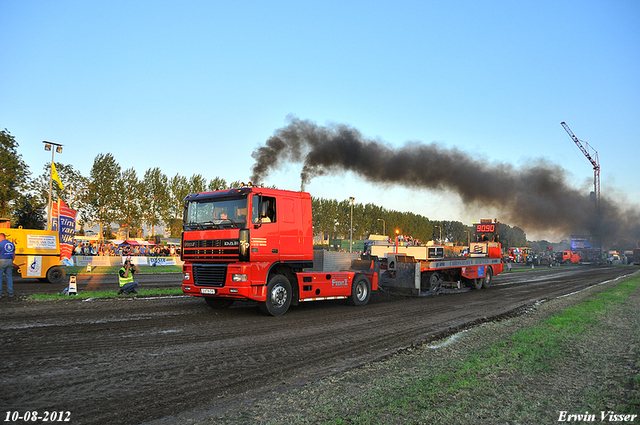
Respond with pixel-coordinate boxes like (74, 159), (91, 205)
(561, 121), (600, 209)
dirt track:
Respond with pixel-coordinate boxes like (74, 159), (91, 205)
(1, 266), (638, 425)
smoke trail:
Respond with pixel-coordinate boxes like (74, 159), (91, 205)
(251, 116), (640, 244)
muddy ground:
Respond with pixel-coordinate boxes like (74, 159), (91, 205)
(1, 266), (638, 425)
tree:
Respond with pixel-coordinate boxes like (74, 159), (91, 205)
(118, 167), (144, 238)
(208, 177), (227, 192)
(87, 153), (121, 239)
(168, 174), (191, 238)
(0, 129), (30, 217)
(12, 195), (46, 229)
(142, 167), (170, 237)
(188, 174), (208, 195)
(31, 162), (90, 225)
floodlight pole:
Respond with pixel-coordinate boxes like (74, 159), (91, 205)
(43, 141), (63, 231)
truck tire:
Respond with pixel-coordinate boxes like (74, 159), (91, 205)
(204, 298), (234, 309)
(259, 275), (292, 316)
(46, 266), (66, 284)
(347, 274), (371, 306)
(471, 278), (482, 290)
(482, 268), (493, 288)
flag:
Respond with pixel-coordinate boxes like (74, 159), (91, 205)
(51, 162), (64, 190)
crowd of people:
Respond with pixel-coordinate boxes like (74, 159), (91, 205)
(72, 241), (180, 257)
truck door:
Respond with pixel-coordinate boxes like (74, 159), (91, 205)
(249, 194), (280, 263)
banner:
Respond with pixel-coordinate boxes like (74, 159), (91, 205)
(52, 199), (77, 260)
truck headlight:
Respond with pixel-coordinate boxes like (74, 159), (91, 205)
(184, 273), (190, 281)
(232, 274), (247, 282)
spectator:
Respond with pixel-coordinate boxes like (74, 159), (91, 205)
(0, 233), (16, 298)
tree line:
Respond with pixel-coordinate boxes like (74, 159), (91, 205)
(1, 128), (530, 246)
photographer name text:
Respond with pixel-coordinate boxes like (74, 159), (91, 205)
(558, 411), (637, 422)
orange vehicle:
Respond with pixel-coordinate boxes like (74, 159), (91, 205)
(555, 250), (581, 264)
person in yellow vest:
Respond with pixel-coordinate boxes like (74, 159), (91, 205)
(118, 259), (139, 295)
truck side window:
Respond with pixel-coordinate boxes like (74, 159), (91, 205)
(252, 195), (276, 223)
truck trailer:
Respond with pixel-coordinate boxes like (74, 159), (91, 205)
(181, 185), (503, 316)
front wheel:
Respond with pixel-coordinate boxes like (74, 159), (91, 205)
(482, 268), (493, 288)
(347, 274), (371, 306)
(259, 275), (292, 316)
(46, 266), (66, 284)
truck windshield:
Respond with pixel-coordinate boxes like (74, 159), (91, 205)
(184, 197), (248, 230)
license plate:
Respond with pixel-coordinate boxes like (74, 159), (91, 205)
(200, 288), (217, 295)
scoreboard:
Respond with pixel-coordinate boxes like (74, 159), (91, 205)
(474, 223), (497, 234)
(474, 219), (498, 235)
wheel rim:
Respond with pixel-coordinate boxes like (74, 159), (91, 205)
(356, 282), (368, 301)
(485, 271), (492, 285)
(270, 284), (288, 308)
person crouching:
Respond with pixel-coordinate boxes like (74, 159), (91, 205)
(118, 259), (139, 295)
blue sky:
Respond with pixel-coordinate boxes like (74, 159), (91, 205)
(1, 0), (638, 241)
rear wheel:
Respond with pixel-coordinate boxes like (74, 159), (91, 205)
(259, 275), (292, 316)
(46, 266), (66, 284)
(347, 274), (371, 306)
(204, 298), (234, 309)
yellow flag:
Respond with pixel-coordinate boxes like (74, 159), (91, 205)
(52, 162), (64, 190)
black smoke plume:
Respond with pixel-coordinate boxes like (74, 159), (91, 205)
(251, 116), (640, 245)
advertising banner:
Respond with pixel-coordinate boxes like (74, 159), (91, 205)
(570, 235), (601, 250)
(52, 199), (77, 260)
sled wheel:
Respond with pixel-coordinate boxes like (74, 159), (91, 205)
(483, 268), (493, 288)
(472, 278), (483, 290)
(259, 275), (292, 316)
(428, 272), (441, 292)
(347, 274), (371, 306)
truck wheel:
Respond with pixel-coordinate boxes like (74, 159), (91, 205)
(259, 275), (292, 316)
(472, 278), (482, 290)
(204, 298), (234, 309)
(347, 274), (371, 306)
(483, 268), (493, 288)
(46, 266), (66, 284)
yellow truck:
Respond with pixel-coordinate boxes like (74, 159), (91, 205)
(3, 227), (66, 284)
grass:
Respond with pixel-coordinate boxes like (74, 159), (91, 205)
(209, 274), (640, 425)
(27, 287), (184, 301)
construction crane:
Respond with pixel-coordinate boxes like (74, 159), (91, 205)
(561, 121), (600, 210)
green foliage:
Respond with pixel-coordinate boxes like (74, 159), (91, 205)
(118, 167), (144, 237)
(12, 194), (46, 229)
(87, 153), (121, 238)
(498, 223), (528, 247)
(142, 167), (170, 236)
(0, 128), (30, 217)
(27, 287), (182, 301)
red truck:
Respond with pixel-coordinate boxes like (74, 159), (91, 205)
(181, 185), (503, 315)
(181, 186), (378, 316)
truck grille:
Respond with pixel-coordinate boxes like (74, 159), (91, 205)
(183, 239), (239, 262)
(193, 264), (227, 287)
